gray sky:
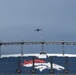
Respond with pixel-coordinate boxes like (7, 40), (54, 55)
(0, 0), (76, 54)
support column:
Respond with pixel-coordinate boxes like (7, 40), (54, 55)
(21, 40), (24, 56)
(31, 56), (35, 74)
(64, 57), (69, 74)
(50, 56), (54, 74)
(62, 41), (65, 56)
(16, 57), (22, 73)
(0, 41), (2, 58)
(40, 41), (46, 54)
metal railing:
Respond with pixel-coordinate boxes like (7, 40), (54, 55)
(0, 74), (76, 75)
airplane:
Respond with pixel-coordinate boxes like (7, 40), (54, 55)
(34, 29), (42, 32)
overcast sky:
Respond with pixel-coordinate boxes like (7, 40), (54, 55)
(0, 0), (76, 54)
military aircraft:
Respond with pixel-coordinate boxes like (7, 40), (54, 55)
(34, 29), (42, 32)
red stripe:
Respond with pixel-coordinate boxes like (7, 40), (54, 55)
(22, 59), (45, 65)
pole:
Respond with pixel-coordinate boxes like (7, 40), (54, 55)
(62, 41), (64, 56)
(0, 41), (2, 58)
(62, 44), (64, 55)
(21, 40), (24, 56)
(0, 45), (1, 58)
(40, 41), (45, 54)
(21, 44), (23, 56)
(41, 42), (44, 52)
